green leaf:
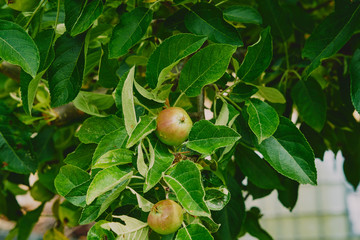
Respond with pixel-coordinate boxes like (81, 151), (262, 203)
(48, 33), (85, 107)
(256, 117), (317, 185)
(350, 48), (360, 113)
(92, 148), (134, 169)
(86, 166), (133, 205)
(87, 220), (116, 240)
(122, 67), (138, 135)
(73, 91), (115, 117)
(244, 208), (273, 240)
(205, 186), (230, 211)
(212, 176), (245, 240)
(104, 215), (149, 240)
(185, 3), (243, 46)
(134, 80), (166, 103)
(92, 127), (129, 165)
(0, 20), (40, 77)
(302, 3), (360, 79)
(257, 0), (293, 42)
(98, 44), (120, 88)
(17, 204), (44, 240)
(126, 115), (157, 148)
(237, 27), (272, 83)
(64, 143), (97, 170)
(246, 98), (279, 143)
(126, 186), (154, 212)
(144, 137), (174, 192)
(109, 7), (153, 58)
(230, 82), (258, 103)
(164, 160), (210, 217)
(79, 178), (131, 224)
(215, 100), (229, 126)
(136, 143), (147, 177)
(68, 0), (103, 36)
(75, 115), (123, 144)
(277, 176), (299, 211)
(175, 224), (213, 240)
(291, 79), (326, 132)
(223, 6), (262, 25)
(21, 29), (55, 115)
(54, 165), (91, 207)
(179, 44), (236, 97)
(0, 131), (37, 174)
(255, 85), (286, 103)
(146, 33), (207, 89)
(187, 120), (241, 155)
(235, 145), (284, 190)
(43, 228), (69, 240)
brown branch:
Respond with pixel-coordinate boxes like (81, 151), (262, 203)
(0, 61), (20, 82)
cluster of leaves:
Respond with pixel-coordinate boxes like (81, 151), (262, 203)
(0, 0), (360, 239)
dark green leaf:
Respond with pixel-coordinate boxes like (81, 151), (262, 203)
(302, 3), (360, 78)
(69, 0), (103, 36)
(257, 0), (293, 42)
(17, 204), (44, 240)
(175, 224), (213, 240)
(213, 176), (245, 240)
(244, 208), (273, 240)
(0, 20), (40, 77)
(164, 160), (210, 217)
(299, 123), (327, 159)
(98, 44), (120, 88)
(185, 3), (243, 46)
(291, 78), (327, 132)
(75, 115), (123, 144)
(0, 131), (37, 174)
(54, 165), (91, 207)
(235, 145), (284, 190)
(237, 27), (272, 83)
(205, 186), (230, 211)
(256, 117), (317, 185)
(187, 120), (241, 155)
(109, 7), (153, 58)
(246, 98), (279, 143)
(87, 220), (116, 240)
(146, 33), (207, 89)
(64, 143), (97, 170)
(144, 137), (174, 192)
(179, 44), (236, 97)
(277, 176), (299, 211)
(230, 82), (258, 103)
(223, 6), (262, 25)
(20, 29), (55, 114)
(48, 33), (85, 107)
(350, 48), (360, 113)
(92, 127), (129, 165)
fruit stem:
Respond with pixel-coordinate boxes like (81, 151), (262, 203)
(173, 92), (185, 107)
(24, 0), (48, 29)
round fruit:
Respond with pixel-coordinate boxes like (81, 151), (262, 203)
(155, 107), (193, 146)
(147, 200), (183, 235)
(6, 0), (40, 12)
(59, 201), (81, 227)
(30, 181), (54, 202)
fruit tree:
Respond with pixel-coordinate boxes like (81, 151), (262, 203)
(0, 0), (360, 239)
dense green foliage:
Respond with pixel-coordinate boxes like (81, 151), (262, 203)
(0, 0), (360, 239)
